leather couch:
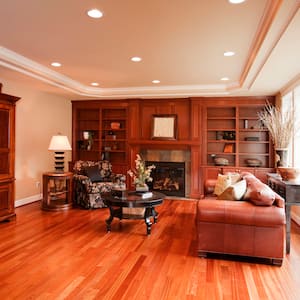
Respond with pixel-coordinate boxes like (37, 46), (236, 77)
(196, 173), (286, 265)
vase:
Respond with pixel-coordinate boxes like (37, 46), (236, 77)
(275, 148), (288, 167)
(135, 184), (149, 193)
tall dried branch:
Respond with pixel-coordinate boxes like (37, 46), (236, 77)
(258, 102), (297, 149)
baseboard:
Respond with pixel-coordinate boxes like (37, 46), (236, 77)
(291, 211), (300, 226)
(15, 194), (42, 207)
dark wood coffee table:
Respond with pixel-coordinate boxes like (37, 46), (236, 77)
(102, 191), (165, 235)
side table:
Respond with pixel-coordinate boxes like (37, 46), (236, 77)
(42, 171), (73, 211)
(267, 173), (300, 254)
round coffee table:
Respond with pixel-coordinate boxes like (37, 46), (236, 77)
(102, 191), (165, 235)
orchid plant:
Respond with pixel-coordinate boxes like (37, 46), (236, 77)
(127, 154), (156, 187)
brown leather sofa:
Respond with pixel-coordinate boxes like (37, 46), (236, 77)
(196, 174), (286, 265)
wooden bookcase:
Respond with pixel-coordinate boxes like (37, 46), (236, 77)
(201, 98), (275, 186)
(205, 105), (273, 168)
(101, 108), (127, 162)
(72, 101), (129, 174)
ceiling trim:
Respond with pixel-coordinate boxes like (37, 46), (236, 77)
(247, 2), (300, 90)
(239, 0), (283, 87)
(0, 46), (233, 98)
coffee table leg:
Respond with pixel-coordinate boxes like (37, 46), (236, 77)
(152, 208), (158, 223)
(105, 206), (114, 232)
(145, 217), (152, 235)
(144, 207), (153, 235)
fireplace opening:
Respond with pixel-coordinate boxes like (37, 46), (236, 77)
(146, 161), (185, 197)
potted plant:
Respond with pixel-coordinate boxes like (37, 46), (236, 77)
(127, 154), (156, 192)
(257, 102), (297, 167)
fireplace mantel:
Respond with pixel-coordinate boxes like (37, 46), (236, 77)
(129, 139), (200, 150)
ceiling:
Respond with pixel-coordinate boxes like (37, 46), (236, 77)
(0, 0), (299, 99)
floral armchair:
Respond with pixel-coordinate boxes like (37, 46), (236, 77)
(73, 160), (126, 209)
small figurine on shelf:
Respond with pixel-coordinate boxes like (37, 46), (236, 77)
(82, 131), (93, 150)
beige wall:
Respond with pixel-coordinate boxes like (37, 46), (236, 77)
(1, 79), (72, 202)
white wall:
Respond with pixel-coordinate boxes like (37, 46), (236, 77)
(0, 79), (72, 205)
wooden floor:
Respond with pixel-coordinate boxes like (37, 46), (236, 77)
(1, 200), (300, 300)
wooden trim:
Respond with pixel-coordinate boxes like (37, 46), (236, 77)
(240, 0), (283, 86)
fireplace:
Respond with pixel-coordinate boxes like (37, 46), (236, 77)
(146, 161), (185, 197)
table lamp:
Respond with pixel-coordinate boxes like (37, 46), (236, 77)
(48, 134), (72, 172)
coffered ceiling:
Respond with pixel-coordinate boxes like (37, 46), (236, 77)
(0, 0), (299, 99)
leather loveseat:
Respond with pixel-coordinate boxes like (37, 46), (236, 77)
(196, 172), (286, 265)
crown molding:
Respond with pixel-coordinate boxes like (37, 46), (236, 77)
(0, 46), (236, 98)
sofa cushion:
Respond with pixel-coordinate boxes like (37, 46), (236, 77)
(217, 179), (247, 201)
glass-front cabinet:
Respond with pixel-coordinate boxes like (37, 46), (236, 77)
(0, 109), (10, 175)
(0, 85), (20, 221)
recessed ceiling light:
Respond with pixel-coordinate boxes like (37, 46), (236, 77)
(90, 82), (99, 86)
(224, 51), (235, 57)
(131, 56), (142, 62)
(152, 80), (160, 84)
(221, 77), (230, 81)
(51, 62), (61, 67)
(87, 9), (103, 19)
(228, 0), (246, 4)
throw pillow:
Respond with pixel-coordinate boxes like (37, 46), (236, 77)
(99, 160), (112, 179)
(243, 176), (275, 206)
(224, 172), (241, 184)
(217, 179), (247, 201)
(84, 165), (103, 182)
(213, 174), (232, 196)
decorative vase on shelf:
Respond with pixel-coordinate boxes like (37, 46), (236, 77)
(275, 148), (288, 167)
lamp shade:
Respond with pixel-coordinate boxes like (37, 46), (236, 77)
(48, 135), (72, 151)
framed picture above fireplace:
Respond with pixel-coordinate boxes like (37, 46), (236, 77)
(151, 114), (177, 140)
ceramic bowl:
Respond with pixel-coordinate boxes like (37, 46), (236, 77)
(277, 167), (300, 181)
(214, 157), (229, 166)
(245, 158), (262, 167)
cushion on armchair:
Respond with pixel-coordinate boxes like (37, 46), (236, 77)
(84, 165), (104, 182)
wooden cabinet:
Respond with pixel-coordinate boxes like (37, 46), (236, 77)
(42, 172), (73, 211)
(0, 84), (20, 221)
(72, 101), (129, 174)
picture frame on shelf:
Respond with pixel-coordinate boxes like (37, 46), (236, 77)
(151, 114), (177, 140)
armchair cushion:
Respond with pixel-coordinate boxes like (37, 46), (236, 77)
(84, 165), (104, 182)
